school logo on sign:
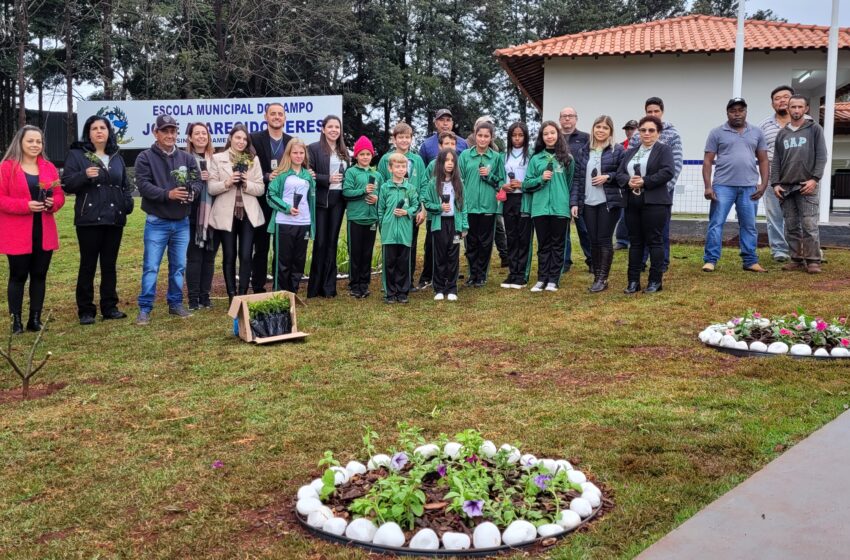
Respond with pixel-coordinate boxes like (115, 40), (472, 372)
(95, 106), (134, 145)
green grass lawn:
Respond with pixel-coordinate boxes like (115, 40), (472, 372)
(1, 209), (849, 559)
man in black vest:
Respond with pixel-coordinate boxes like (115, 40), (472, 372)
(250, 102), (293, 293)
(558, 106), (592, 272)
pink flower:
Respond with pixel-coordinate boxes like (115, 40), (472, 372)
(726, 329), (734, 336)
(753, 312), (761, 319)
(841, 339), (849, 348)
(779, 328), (793, 336)
(792, 312), (798, 317)
(840, 317), (847, 324)
(732, 318), (741, 325)
(815, 320), (827, 332)
(212, 460), (224, 469)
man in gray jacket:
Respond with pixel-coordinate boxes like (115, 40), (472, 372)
(770, 95), (828, 274)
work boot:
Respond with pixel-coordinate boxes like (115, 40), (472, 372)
(26, 311), (43, 332)
(11, 314), (23, 334)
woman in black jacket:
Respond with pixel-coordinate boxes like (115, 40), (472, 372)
(571, 115), (625, 293)
(307, 115), (350, 298)
(615, 115), (674, 294)
(62, 115), (134, 324)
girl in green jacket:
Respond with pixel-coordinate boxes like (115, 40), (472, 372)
(342, 136), (381, 298)
(457, 121), (505, 287)
(422, 148), (468, 301)
(267, 138), (316, 293)
(523, 120), (574, 292)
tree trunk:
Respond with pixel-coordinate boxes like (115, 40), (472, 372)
(65, 0), (75, 145)
(21, 376), (29, 400)
(15, 0), (28, 128)
(102, 0), (114, 100)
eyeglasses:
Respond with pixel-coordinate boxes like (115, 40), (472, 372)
(638, 128), (657, 133)
(560, 114), (577, 119)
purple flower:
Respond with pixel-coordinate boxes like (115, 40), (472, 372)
(462, 499), (484, 517)
(436, 464), (447, 477)
(211, 460), (224, 469)
(390, 452), (408, 471)
(465, 454), (479, 464)
(534, 474), (552, 491)
(732, 318), (741, 325)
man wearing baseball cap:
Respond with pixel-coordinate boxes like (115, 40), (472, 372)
(134, 114), (203, 325)
(701, 97), (769, 273)
(621, 120), (638, 149)
(419, 108), (468, 166)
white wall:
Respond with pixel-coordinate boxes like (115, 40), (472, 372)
(542, 50), (850, 216)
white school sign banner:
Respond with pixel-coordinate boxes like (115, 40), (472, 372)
(76, 95), (343, 149)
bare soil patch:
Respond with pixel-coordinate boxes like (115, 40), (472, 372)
(0, 382), (67, 405)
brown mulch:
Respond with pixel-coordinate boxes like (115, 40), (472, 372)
(0, 382), (67, 405)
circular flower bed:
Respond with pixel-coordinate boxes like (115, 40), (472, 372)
(699, 311), (850, 358)
(294, 426), (608, 555)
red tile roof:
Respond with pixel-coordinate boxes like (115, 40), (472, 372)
(834, 102), (850, 122)
(496, 15), (850, 111)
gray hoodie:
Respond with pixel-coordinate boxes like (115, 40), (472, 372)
(769, 119), (827, 194)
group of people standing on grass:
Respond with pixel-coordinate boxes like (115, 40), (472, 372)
(0, 84), (828, 329)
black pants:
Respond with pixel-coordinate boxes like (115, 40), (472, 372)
(494, 215), (508, 260)
(308, 190), (345, 298)
(218, 216), (254, 298)
(533, 215), (568, 284)
(564, 214), (593, 269)
(251, 196), (273, 293)
(186, 234), (219, 306)
(75, 225), (123, 317)
(7, 248), (53, 316)
(583, 204), (618, 250)
(273, 224), (309, 293)
(466, 213), (496, 283)
(348, 221), (376, 295)
(625, 197), (667, 284)
(503, 195), (532, 284)
(418, 219), (433, 285)
(432, 219), (460, 295)
(383, 244), (411, 299)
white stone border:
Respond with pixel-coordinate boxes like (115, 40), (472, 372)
(698, 321), (850, 358)
(294, 440), (604, 553)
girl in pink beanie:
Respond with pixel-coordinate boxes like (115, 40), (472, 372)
(342, 136), (382, 298)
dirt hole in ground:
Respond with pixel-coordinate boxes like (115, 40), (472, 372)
(0, 382), (67, 405)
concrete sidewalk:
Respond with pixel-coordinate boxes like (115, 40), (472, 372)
(637, 409), (850, 560)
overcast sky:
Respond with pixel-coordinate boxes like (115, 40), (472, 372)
(742, 0), (849, 26)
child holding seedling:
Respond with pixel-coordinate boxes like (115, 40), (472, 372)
(422, 148), (467, 301)
(377, 153), (419, 303)
(457, 121), (505, 287)
(267, 138), (316, 294)
(523, 121), (574, 293)
(377, 122), (427, 286)
(342, 136), (382, 299)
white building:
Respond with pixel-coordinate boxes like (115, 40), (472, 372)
(495, 15), (850, 220)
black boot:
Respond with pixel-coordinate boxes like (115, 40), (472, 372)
(590, 246), (613, 293)
(624, 281), (641, 294)
(11, 314), (23, 334)
(26, 310), (43, 332)
(587, 245), (601, 292)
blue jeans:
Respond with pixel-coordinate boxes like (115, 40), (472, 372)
(760, 187), (790, 259)
(138, 215), (190, 312)
(703, 185), (759, 267)
(563, 214), (592, 269)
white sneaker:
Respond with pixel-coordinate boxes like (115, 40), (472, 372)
(500, 282), (512, 289)
(530, 282), (545, 292)
(447, 293), (458, 301)
(545, 283), (558, 292)
(434, 293), (445, 301)
(510, 284), (526, 289)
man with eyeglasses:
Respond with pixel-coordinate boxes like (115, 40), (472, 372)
(558, 106), (592, 273)
(758, 85), (796, 263)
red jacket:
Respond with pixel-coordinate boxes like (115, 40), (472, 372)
(0, 158), (65, 255)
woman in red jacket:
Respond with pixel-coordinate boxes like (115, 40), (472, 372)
(0, 125), (65, 333)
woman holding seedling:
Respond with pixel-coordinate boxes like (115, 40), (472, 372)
(0, 125), (65, 334)
(208, 123), (264, 301)
(523, 121), (573, 293)
(342, 136), (381, 299)
(267, 138), (316, 294)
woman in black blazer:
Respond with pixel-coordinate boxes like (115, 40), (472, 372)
(571, 115), (626, 293)
(307, 115), (350, 298)
(615, 116), (674, 294)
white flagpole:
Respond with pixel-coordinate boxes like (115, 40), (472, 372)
(819, 0), (840, 223)
(732, 0), (746, 97)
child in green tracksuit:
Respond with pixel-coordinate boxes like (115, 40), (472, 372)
(457, 121), (505, 286)
(522, 121), (575, 292)
(266, 138), (316, 294)
(377, 153), (420, 303)
(377, 122), (428, 287)
(421, 131), (458, 289)
(343, 136), (382, 299)
(422, 148), (467, 301)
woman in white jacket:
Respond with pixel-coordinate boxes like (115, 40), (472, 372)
(208, 124), (264, 300)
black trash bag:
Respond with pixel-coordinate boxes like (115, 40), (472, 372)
(250, 313), (269, 338)
(281, 310), (292, 334)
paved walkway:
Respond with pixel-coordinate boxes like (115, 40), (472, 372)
(637, 410), (850, 560)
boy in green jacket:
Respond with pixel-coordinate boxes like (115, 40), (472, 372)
(377, 122), (428, 288)
(457, 121), (505, 286)
(377, 153), (420, 303)
(343, 136), (382, 298)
